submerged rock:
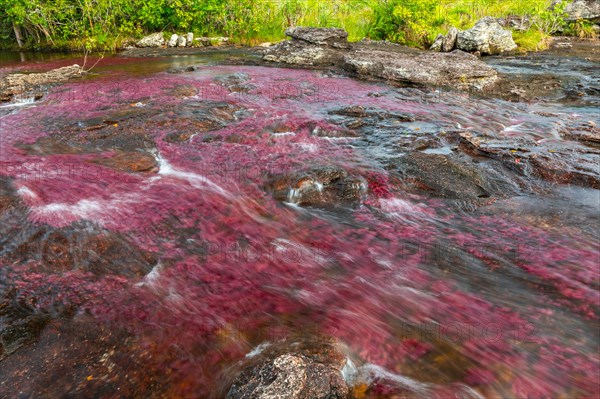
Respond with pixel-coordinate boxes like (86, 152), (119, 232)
(456, 17), (517, 55)
(0, 317), (167, 398)
(392, 152), (522, 200)
(226, 339), (350, 399)
(89, 151), (158, 173)
(0, 65), (83, 102)
(1, 219), (157, 277)
(267, 166), (367, 208)
(136, 32), (165, 48)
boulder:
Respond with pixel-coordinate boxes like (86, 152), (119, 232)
(552, 0), (600, 22)
(226, 339), (350, 399)
(284, 26), (350, 49)
(456, 17), (517, 55)
(177, 35), (187, 47)
(263, 39), (344, 66)
(430, 28), (459, 52)
(442, 27), (460, 52)
(167, 34), (178, 47)
(135, 32), (165, 48)
(186, 32), (194, 46)
(342, 48), (498, 90)
(430, 34), (444, 51)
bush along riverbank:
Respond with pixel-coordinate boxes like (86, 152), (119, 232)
(0, 0), (598, 53)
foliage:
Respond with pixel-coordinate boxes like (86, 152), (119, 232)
(0, 0), (594, 52)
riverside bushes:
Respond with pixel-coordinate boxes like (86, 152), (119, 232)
(0, 0), (584, 51)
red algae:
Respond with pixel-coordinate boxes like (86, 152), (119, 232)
(1, 58), (599, 398)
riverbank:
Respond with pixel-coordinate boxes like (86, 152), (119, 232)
(1, 0), (598, 53)
(2, 33), (598, 107)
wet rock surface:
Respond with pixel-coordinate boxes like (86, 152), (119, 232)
(267, 166), (367, 208)
(226, 339), (350, 399)
(0, 50), (598, 399)
(391, 152), (522, 201)
(0, 64), (83, 102)
(0, 317), (166, 398)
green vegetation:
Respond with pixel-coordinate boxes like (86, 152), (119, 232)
(0, 0), (593, 52)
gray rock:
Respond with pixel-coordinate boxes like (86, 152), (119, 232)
(456, 17), (517, 55)
(442, 27), (460, 52)
(285, 27), (350, 49)
(552, 0), (600, 22)
(135, 32), (165, 48)
(263, 40), (343, 66)
(168, 34), (178, 47)
(177, 35), (187, 47)
(263, 26), (498, 90)
(430, 34), (444, 51)
(342, 47), (498, 90)
(186, 32), (194, 46)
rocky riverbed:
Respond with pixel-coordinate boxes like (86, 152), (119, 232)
(0, 28), (599, 399)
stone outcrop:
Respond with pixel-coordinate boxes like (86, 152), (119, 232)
(552, 0), (600, 22)
(0, 64), (83, 102)
(430, 27), (460, 52)
(343, 47), (497, 90)
(135, 32), (165, 48)
(456, 17), (517, 55)
(263, 27), (499, 90)
(285, 26), (350, 49)
(263, 39), (345, 66)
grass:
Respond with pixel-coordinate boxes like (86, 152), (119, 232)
(2, 0), (592, 52)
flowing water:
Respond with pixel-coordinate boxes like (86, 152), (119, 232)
(0, 50), (598, 398)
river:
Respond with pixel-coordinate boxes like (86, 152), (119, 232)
(0, 47), (598, 398)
